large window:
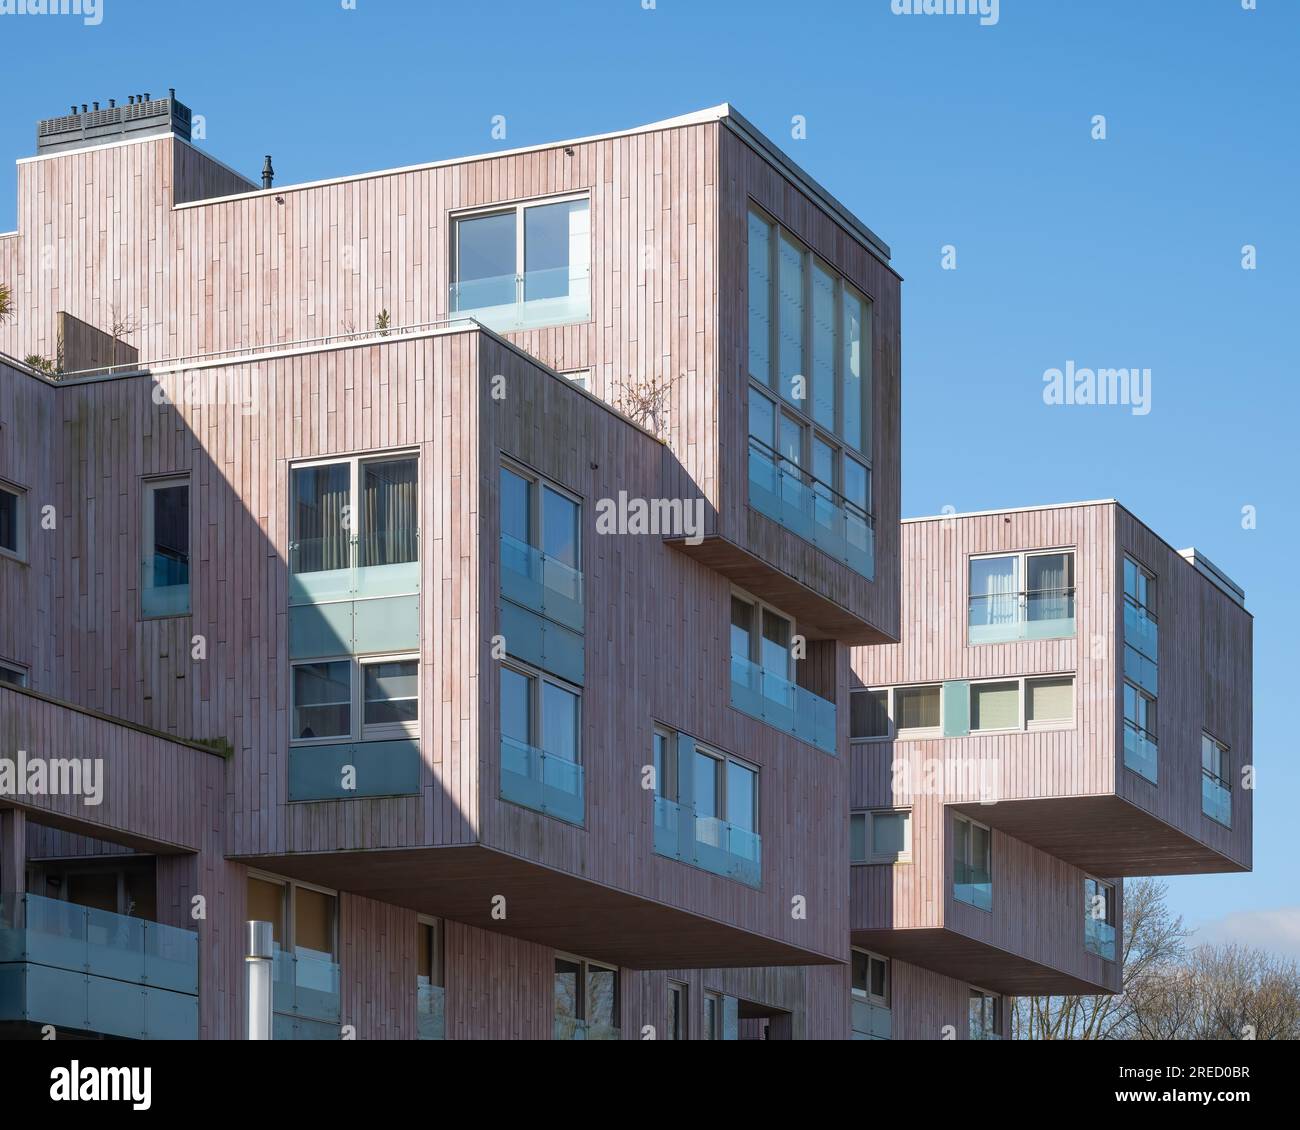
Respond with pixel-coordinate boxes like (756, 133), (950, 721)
(1084, 877), (1117, 961)
(554, 954), (618, 1040)
(968, 989), (1002, 1040)
(666, 981), (687, 1041)
(1123, 678), (1158, 784)
(450, 196), (591, 331)
(417, 917), (446, 1040)
(853, 676), (1074, 740)
(730, 591), (794, 682)
(499, 461), (583, 633)
(852, 949), (890, 1007)
(1201, 732), (1231, 827)
(1123, 556), (1159, 694)
(953, 814), (992, 911)
(142, 476), (190, 617)
(291, 654), (419, 743)
(968, 550), (1075, 644)
(247, 874), (341, 1039)
(704, 991), (723, 1041)
(851, 809), (912, 865)
(499, 660), (584, 824)
(0, 660), (28, 687)
(0, 481), (26, 561)
(849, 684), (941, 740)
(970, 680), (1020, 732)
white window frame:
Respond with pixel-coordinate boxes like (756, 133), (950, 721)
(559, 368), (591, 391)
(141, 474), (191, 619)
(968, 678), (1023, 734)
(851, 947), (891, 1007)
(851, 808), (912, 865)
(730, 587), (796, 682)
(500, 658), (583, 766)
(0, 479), (27, 562)
(1024, 673), (1076, 730)
(290, 652), (420, 746)
(967, 547), (1076, 635)
(0, 658), (29, 687)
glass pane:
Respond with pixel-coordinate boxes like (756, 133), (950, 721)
(293, 661), (351, 740)
(1027, 552), (1074, 622)
(895, 685), (939, 731)
(653, 731), (675, 800)
(150, 483), (189, 586)
(841, 289), (865, 452)
(969, 556), (1019, 626)
(524, 200), (588, 301)
(363, 659), (418, 726)
(542, 486), (579, 568)
(667, 986), (681, 1039)
(747, 212), (772, 385)
(500, 667), (532, 744)
(694, 752), (720, 819)
(761, 608), (791, 674)
(730, 596), (754, 661)
(972, 824), (992, 883)
(292, 463), (352, 572)
(554, 958), (580, 1020)
(586, 964), (617, 1028)
(851, 689), (889, 739)
(246, 878), (285, 946)
(500, 467), (531, 546)
(294, 887), (336, 960)
(844, 457), (869, 512)
(851, 950), (869, 994)
(777, 234), (805, 404)
(704, 996), (718, 1040)
(870, 958), (887, 1001)
(811, 262), (836, 429)
(871, 812), (908, 858)
(360, 458), (418, 566)
(779, 414), (803, 468)
(812, 437), (834, 491)
(541, 682), (579, 761)
(850, 813), (867, 862)
(748, 388), (775, 446)
(0, 489), (16, 554)
(971, 681), (1020, 731)
(1027, 677), (1074, 723)
(455, 211), (516, 309)
(726, 762), (757, 832)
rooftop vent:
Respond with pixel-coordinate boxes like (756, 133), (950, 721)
(36, 88), (191, 154)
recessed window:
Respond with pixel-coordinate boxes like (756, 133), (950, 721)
(968, 988), (1001, 1040)
(895, 684), (941, 735)
(560, 368), (590, 390)
(953, 814), (992, 911)
(968, 550), (1075, 644)
(970, 680), (1020, 732)
(850, 688), (890, 740)
(0, 481), (26, 561)
(851, 809), (911, 864)
(1201, 732), (1231, 827)
(554, 953), (618, 1040)
(1123, 556), (1159, 696)
(1083, 877), (1117, 961)
(852, 949), (890, 1006)
(1123, 679), (1158, 783)
(292, 654), (419, 743)
(666, 981), (687, 1041)
(0, 660), (28, 688)
(450, 196), (591, 332)
(142, 476), (190, 617)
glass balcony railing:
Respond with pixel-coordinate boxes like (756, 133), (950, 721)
(500, 735), (585, 826)
(967, 589), (1076, 644)
(449, 266), (591, 333)
(954, 864), (992, 912)
(0, 892), (199, 1039)
(554, 1015), (620, 1040)
(729, 653), (836, 754)
(500, 533), (584, 632)
(288, 530), (420, 605)
(140, 555), (191, 617)
(747, 438), (874, 580)
(1085, 915), (1117, 961)
(1202, 772), (1232, 827)
(652, 796), (762, 888)
(1123, 598), (1159, 695)
(272, 947), (341, 1040)
(1123, 719), (1159, 784)
(417, 983), (445, 1040)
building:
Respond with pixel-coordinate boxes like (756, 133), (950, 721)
(0, 93), (1250, 1040)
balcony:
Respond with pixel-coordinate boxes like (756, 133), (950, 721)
(553, 1015), (620, 1040)
(967, 589), (1075, 645)
(1202, 772), (1232, 828)
(272, 948), (341, 1040)
(747, 438), (874, 580)
(417, 983), (445, 1040)
(1123, 597), (1159, 695)
(500, 533), (584, 632)
(500, 735), (585, 826)
(953, 864), (992, 912)
(0, 892), (198, 1039)
(449, 266), (591, 334)
(729, 653), (836, 754)
(653, 796), (762, 888)
(1085, 915), (1117, 961)
(288, 529), (420, 605)
(851, 999), (892, 1040)
(1123, 719), (1158, 784)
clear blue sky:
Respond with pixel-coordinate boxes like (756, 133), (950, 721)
(1, 0), (1295, 950)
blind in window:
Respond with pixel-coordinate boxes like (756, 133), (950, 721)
(971, 681), (1019, 731)
(1028, 677), (1074, 723)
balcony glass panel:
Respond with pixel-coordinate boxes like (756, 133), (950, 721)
(954, 863), (993, 911)
(1085, 915), (1117, 961)
(1123, 720), (1159, 784)
(500, 533), (584, 632)
(449, 266), (591, 333)
(1202, 773), (1232, 827)
(417, 983), (445, 1040)
(272, 948), (341, 1037)
(290, 532), (420, 605)
(554, 1016), (621, 1040)
(651, 797), (762, 888)
(500, 734), (585, 826)
(968, 590), (1076, 644)
(729, 652), (836, 754)
(0, 892), (199, 1039)
(141, 555), (190, 617)
(747, 438), (874, 579)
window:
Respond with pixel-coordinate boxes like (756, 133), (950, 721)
(246, 874), (337, 964)
(666, 981), (687, 1041)
(500, 662), (580, 764)
(560, 368), (591, 390)
(968, 989), (1001, 1040)
(953, 815), (992, 911)
(1026, 676), (1074, 726)
(895, 684), (941, 736)
(291, 654), (419, 743)
(851, 809), (912, 864)
(0, 660), (28, 688)
(500, 463), (580, 571)
(652, 726), (677, 802)
(0, 481), (26, 561)
(450, 196), (591, 331)
(970, 680), (1020, 732)
(850, 688), (890, 739)
(730, 591), (794, 680)
(1123, 679), (1158, 783)
(704, 991), (723, 1041)
(850, 684), (942, 740)
(290, 453), (419, 582)
(1201, 732), (1231, 827)
(852, 949), (890, 1006)
(1123, 556), (1159, 695)
(554, 954), (618, 1040)
(417, 917), (445, 1040)
(968, 550), (1075, 644)
(1084, 877), (1117, 960)
(693, 746), (759, 839)
(141, 476), (190, 617)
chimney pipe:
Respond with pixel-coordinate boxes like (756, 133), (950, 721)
(81, 104), (88, 113)
(169, 88), (176, 101)
(109, 99), (116, 108)
(93, 102), (99, 111)
(262, 155), (275, 191)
